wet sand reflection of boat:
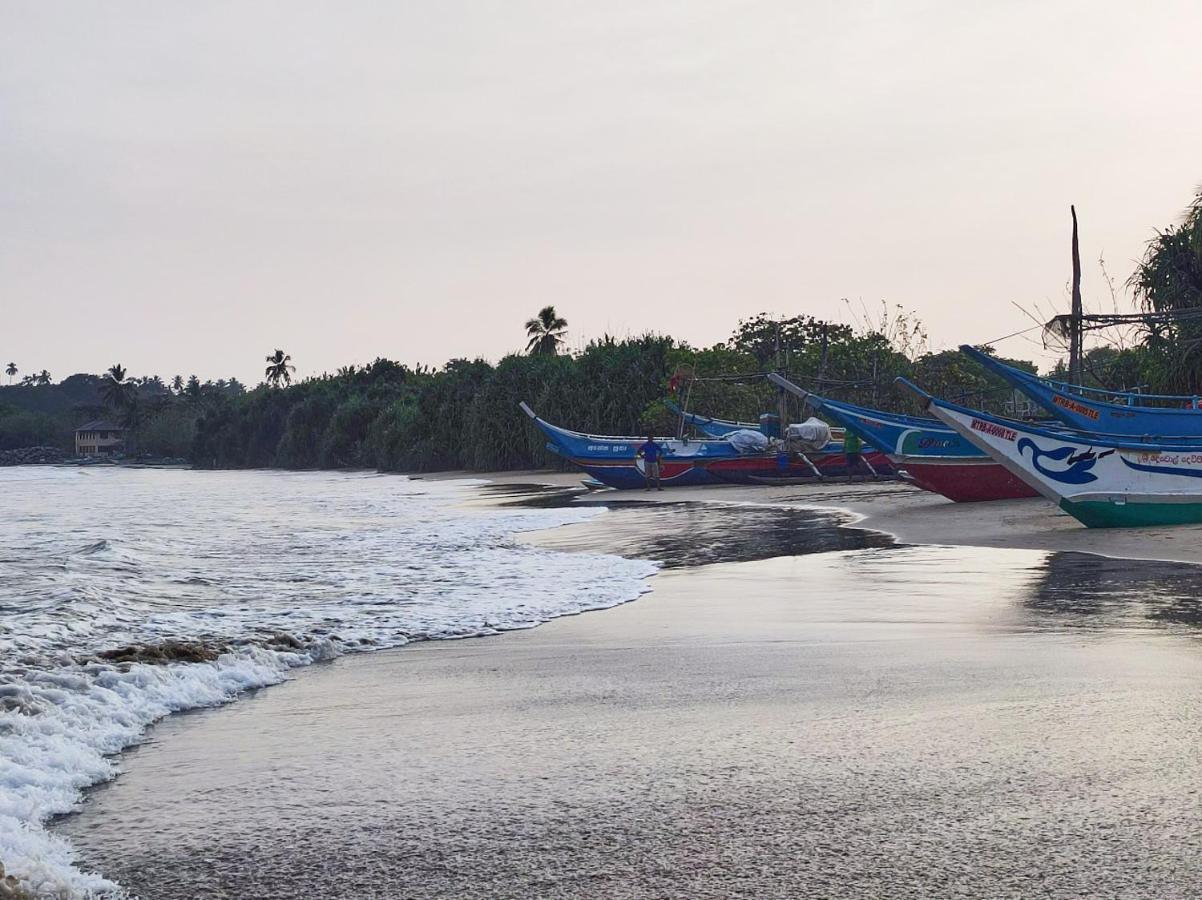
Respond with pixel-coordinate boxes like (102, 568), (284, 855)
(1026, 550), (1202, 628)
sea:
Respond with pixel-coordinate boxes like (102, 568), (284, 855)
(0, 467), (657, 897)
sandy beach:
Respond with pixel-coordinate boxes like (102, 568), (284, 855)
(53, 475), (1202, 898)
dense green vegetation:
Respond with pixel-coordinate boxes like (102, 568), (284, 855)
(192, 337), (675, 471)
(0, 312), (1036, 471)
(0, 374), (245, 455)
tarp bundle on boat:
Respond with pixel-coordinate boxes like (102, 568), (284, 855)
(726, 429), (771, 454)
(784, 418), (832, 451)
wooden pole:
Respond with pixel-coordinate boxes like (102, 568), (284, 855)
(1070, 205), (1083, 385)
(776, 320), (788, 433)
(817, 322), (829, 388)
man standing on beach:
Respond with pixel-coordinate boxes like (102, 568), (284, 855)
(843, 430), (864, 482)
(637, 435), (665, 491)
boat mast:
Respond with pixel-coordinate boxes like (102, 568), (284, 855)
(1069, 205), (1083, 387)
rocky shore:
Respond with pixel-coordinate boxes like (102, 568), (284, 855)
(0, 447), (66, 466)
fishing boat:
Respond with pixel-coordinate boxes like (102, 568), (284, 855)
(520, 403), (894, 489)
(899, 378), (1202, 528)
(664, 400), (763, 438)
(767, 374), (1036, 502)
(521, 403), (733, 488)
(707, 443), (896, 483)
(961, 344), (1202, 436)
(665, 398), (896, 479)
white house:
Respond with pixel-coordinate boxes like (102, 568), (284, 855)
(74, 420), (125, 457)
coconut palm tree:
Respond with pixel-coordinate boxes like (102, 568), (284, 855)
(265, 349), (295, 388)
(525, 306), (568, 356)
(100, 364), (135, 410)
(121, 391), (142, 445)
(171, 374), (184, 394)
(4, 362), (15, 384)
(1131, 188), (1202, 391)
(36, 370), (51, 386)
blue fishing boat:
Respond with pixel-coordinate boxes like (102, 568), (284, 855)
(767, 374), (1037, 502)
(899, 378), (1202, 528)
(520, 402), (894, 489)
(961, 344), (1202, 436)
(767, 374), (974, 457)
(664, 400), (761, 438)
(521, 402), (745, 488)
(666, 400), (872, 460)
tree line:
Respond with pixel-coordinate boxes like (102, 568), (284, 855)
(1, 306), (980, 466)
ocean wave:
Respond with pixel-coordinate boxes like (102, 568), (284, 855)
(0, 469), (656, 898)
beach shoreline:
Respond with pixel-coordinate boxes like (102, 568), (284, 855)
(54, 473), (1202, 893)
(49, 472), (1202, 898)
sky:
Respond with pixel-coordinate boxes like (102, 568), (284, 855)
(3, 0), (1201, 385)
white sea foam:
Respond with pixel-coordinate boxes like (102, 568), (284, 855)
(0, 469), (656, 898)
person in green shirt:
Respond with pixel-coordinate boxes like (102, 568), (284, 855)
(843, 430), (864, 481)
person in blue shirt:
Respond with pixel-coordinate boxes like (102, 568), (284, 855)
(636, 435), (665, 491)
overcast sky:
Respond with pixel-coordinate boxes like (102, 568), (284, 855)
(3, 1), (1201, 384)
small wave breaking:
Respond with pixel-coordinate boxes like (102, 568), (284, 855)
(0, 469), (656, 897)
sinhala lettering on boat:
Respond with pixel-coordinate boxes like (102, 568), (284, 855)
(1120, 453), (1202, 479)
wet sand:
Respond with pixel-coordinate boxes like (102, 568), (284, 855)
(57, 479), (1202, 898)
(465, 471), (1202, 565)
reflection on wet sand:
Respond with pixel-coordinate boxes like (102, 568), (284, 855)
(1026, 551), (1202, 629)
(486, 483), (894, 568)
(529, 500), (893, 568)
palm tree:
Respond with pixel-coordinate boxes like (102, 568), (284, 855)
(121, 391), (142, 435)
(525, 306), (568, 356)
(36, 370), (51, 386)
(1131, 187), (1202, 391)
(100, 364), (135, 410)
(4, 362), (15, 384)
(171, 375), (184, 394)
(265, 349), (295, 388)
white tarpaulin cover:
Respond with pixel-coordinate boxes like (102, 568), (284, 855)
(726, 429), (771, 454)
(785, 418), (832, 451)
